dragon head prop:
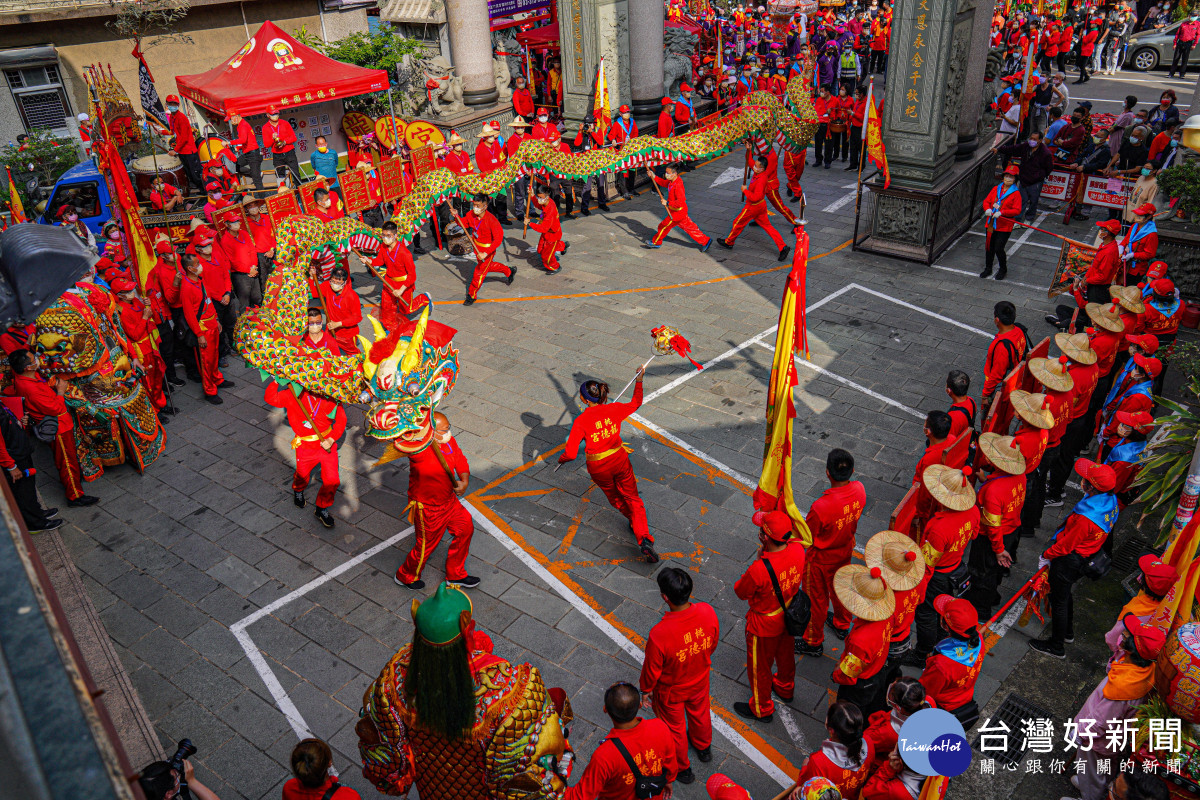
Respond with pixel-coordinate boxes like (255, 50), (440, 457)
(359, 298), (458, 456)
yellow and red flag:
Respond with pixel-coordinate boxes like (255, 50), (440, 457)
(100, 137), (157, 288)
(754, 225), (813, 545)
(592, 58), (611, 139)
(5, 166), (26, 224)
(863, 82), (890, 189)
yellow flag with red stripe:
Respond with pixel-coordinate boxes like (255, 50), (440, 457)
(5, 167), (26, 224)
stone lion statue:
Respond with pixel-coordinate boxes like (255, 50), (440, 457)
(421, 56), (466, 117)
(664, 28), (699, 97)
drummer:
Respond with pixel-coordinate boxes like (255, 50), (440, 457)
(149, 175), (185, 212)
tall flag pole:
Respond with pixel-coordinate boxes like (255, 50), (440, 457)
(863, 81), (890, 189)
(753, 222), (813, 545)
(591, 58), (611, 139)
(5, 167), (26, 224)
(133, 39), (170, 135)
(1016, 38), (1037, 134)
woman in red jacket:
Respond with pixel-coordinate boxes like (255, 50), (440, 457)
(918, 596), (984, 729)
(793, 701), (873, 800)
(980, 165), (1023, 281)
(1075, 24), (1098, 84)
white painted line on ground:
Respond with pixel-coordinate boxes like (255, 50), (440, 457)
(229, 526), (415, 739)
(1007, 211), (1051, 258)
(931, 264), (1044, 292)
(966, 229), (1059, 250)
(988, 593), (1026, 639)
(630, 412), (757, 488)
(851, 284), (992, 338)
(755, 340), (924, 419)
(820, 182), (863, 214)
(710, 165), (745, 188)
(466, 501), (795, 789)
(776, 705), (809, 752)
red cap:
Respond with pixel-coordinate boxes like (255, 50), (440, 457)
(266, 104), (278, 114)
(205, 181), (222, 193)
(1122, 614), (1167, 660)
(195, 236), (214, 248)
(681, 82), (694, 92)
(1096, 219), (1122, 235)
(165, 94), (180, 104)
(619, 104), (631, 113)
(933, 594), (978, 636)
(154, 240), (174, 255)
(1138, 553), (1178, 596)
(662, 97), (675, 105)
(223, 210), (241, 222)
(752, 509), (793, 541)
(1134, 202), (1158, 216)
(1133, 353), (1162, 378)
(95, 256), (115, 270)
(1074, 458), (1117, 492)
(1149, 260), (1168, 276)
(111, 277), (136, 293)
(706, 774), (752, 800)
(1152, 278), (1175, 297)
(1125, 334), (1160, 355)
(1115, 409), (1155, 434)
(1003, 164), (1020, 176)
(57, 204), (74, 216)
(224, 108), (240, 120)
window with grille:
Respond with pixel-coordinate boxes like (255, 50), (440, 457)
(4, 62), (71, 134)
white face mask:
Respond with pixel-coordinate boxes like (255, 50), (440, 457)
(436, 426), (452, 443)
(538, 115), (548, 122)
(308, 322), (323, 335)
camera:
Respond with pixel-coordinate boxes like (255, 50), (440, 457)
(168, 738), (197, 774)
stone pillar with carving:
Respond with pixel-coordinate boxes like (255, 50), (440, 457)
(446, 0), (499, 106)
(558, 0), (631, 128)
(956, 0), (997, 159)
(881, 0), (975, 188)
(627, 0), (665, 123)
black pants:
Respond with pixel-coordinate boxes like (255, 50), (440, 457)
(1076, 53), (1091, 81)
(488, 194), (510, 223)
(236, 150), (264, 190)
(581, 174), (608, 210)
(914, 569), (959, 657)
(179, 152), (204, 194)
(1021, 447), (1054, 532)
(271, 150), (302, 186)
(1171, 42), (1194, 76)
(1154, 333), (1176, 396)
(966, 538), (1002, 621)
(510, 177), (529, 220)
(829, 128), (847, 161)
(154, 319), (177, 382)
(814, 123), (828, 165)
(5, 456), (50, 529)
(870, 51), (887, 73)
(1046, 415), (1092, 499)
(171, 307), (199, 380)
(617, 171), (637, 197)
(257, 253), (273, 297)
(1056, 53), (1068, 72)
(231, 272), (262, 312)
(835, 664), (895, 718)
(214, 298), (236, 355)
(985, 229), (1011, 273)
(848, 126), (863, 167)
(1048, 553), (1085, 648)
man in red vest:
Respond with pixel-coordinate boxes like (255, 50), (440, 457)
(609, 104), (640, 199)
(716, 155), (790, 262)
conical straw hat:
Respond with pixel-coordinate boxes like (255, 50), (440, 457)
(864, 531), (926, 591)
(1109, 284), (1144, 314)
(1085, 301), (1125, 333)
(978, 433), (1027, 475)
(1010, 389), (1054, 430)
(833, 564), (895, 621)
(1054, 332), (1097, 365)
(922, 464), (977, 512)
(1028, 356), (1074, 393)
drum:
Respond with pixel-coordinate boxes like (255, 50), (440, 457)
(198, 136), (232, 164)
(1157, 622), (1200, 723)
(129, 154), (185, 201)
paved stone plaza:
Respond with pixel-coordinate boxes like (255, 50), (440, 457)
(40, 153), (1092, 799)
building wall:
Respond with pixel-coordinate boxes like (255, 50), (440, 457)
(0, 0), (369, 143)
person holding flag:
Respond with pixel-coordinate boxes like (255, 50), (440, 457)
(980, 165), (1023, 281)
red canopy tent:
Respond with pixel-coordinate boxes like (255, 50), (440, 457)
(516, 22), (561, 49)
(175, 20), (389, 117)
(667, 16), (703, 34)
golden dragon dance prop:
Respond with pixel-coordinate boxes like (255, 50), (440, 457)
(235, 70), (816, 454)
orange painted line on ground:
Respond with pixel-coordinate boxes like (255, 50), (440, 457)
(559, 552), (687, 570)
(475, 488), (560, 502)
(433, 238), (853, 305)
(630, 419), (755, 497)
(558, 485), (594, 556)
(469, 444), (564, 498)
(712, 705), (801, 780)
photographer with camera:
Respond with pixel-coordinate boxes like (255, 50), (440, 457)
(139, 740), (221, 800)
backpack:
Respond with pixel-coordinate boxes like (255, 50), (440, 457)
(763, 557), (811, 637)
(609, 738), (667, 799)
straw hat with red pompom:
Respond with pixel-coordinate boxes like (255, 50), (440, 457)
(833, 564), (895, 621)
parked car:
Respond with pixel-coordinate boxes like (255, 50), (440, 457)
(1127, 20), (1200, 71)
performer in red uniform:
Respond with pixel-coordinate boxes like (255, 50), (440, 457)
(244, 197), (277, 297)
(919, 596), (985, 725)
(179, 253), (231, 404)
(463, 193), (515, 304)
(798, 448), (865, 656)
(531, 111), (557, 143)
(794, 701), (874, 800)
(112, 278), (169, 414)
(311, 188), (345, 224)
(760, 147), (799, 226)
(782, 147), (806, 203)
(318, 266), (362, 353)
(945, 370), (976, 438)
(511, 75), (535, 119)
(1045, 334), (1101, 505)
(202, 181), (232, 225)
(657, 98), (676, 138)
(982, 301), (1028, 409)
(262, 104), (300, 185)
(395, 411), (479, 590)
(1141, 278), (1181, 394)
(609, 105), (640, 199)
(529, 184), (566, 273)
(564, 683), (676, 800)
(371, 221), (428, 330)
(733, 510), (805, 721)
(864, 530), (929, 674)
(558, 366), (657, 562)
(474, 124), (510, 224)
(9, 349), (98, 506)
(674, 84), (698, 133)
(165, 94), (202, 192)
(980, 165), (1023, 281)
(265, 306), (345, 528)
(646, 164), (711, 250)
(831, 565), (896, 717)
(1120, 203), (1158, 282)
(968, 433), (1026, 619)
(227, 108), (264, 190)
(863, 677), (931, 776)
(639, 568), (719, 784)
(716, 156), (790, 261)
(145, 239), (186, 389)
(219, 210), (262, 311)
(910, 410), (953, 527)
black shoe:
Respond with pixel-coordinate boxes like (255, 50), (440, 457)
(413, 246), (428, 256)
(778, 245), (790, 262)
(1064, 632), (1075, 643)
(640, 542), (660, 564)
(598, 204), (611, 212)
(28, 518), (64, 533)
(464, 294), (477, 306)
(676, 768), (695, 785)
(562, 241), (570, 254)
(717, 237), (733, 249)
(158, 412), (171, 425)
(205, 394), (223, 405)
(168, 377), (186, 388)
(1029, 639), (1065, 659)
(844, 163), (856, 170)
(67, 495), (100, 507)
(218, 357), (229, 368)
(733, 702), (772, 723)
(901, 649), (927, 667)
(45, 508), (59, 519)
(1044, 314), (1065, 328)
(315, 507), (334, 528)
(293, 490), (305, 508)
(218, 379), (235, 389)
(505, 267), (516, 286)
(394, 574), (425, 590)
(696, 747), (712, 763)
(788, 195), (801, 204)
(185, 373), (202, 383)
(447, 575), (481, 589)
(995, 268), (1007, 281)
(1044, 496), (1064, 508)
(622, 193), (632, 200)
(827, 621), (849, 640)
(580, 207), (592, 216)
(824, 163), (831, 169)
(979, 267), (993, 279)
(498, 217), (512, 225)
(795, 640), (823, 657)
(161, 404), (178, 415)
(786, 189), (794, 198)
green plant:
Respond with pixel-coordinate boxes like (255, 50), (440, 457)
(1134, 394), (1200, 542)
(293, 25), (427, 116)
(1158, 160), (1200, 223)
(1173, 341), (1200, 401)
(106, 0), (193, 49)
(1, 131), (81, 212)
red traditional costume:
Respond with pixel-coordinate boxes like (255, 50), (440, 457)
(723, 169), (786, 251)
(734, 541), (806, 717)
(803, 481), (866, 646)
(396, 435), (475, 584)
(115, 293), (168, 410)
(465, 207), (514, 294)
(319, 280), (363, 353)
(179, 272), (224, 397)
(12, 373), (83, 501)
(373, 242), (428, 330)
(529, 198), (565, 273)
(649, 174), (710, 247)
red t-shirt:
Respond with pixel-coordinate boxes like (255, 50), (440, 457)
(561, 382), (642, 465)
(408, 436), (470, 506)
(921, 507), (980, 573)
(1043, 387), (1073, 448)
(12, 374), (72, 432)
(796, 744), (875, 800)
(230, 119), (258, 154)
(219, 229), (257, 275)
(920, 642), (985, 712)
(833, 618), (892, 684)
(977, 473), (1025, 552)
(734, 543), (806, 637)
(1044, 509), (1109, 560)
(564, 719), (677, 800)
(639, 602), (719, 697)
(147, 258), (183, 309)
(169, 111), (196, 155)
(948, 397), (977, 438)
(373, 243), (416, 292)
(1013, 423), (1048, 473)
(281, 777), (361, 800)
(246, 215), (277, 253)
(179, 274), (217, 335)
(983, 327), (1028, 397)
(806, 481), (866, 563)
